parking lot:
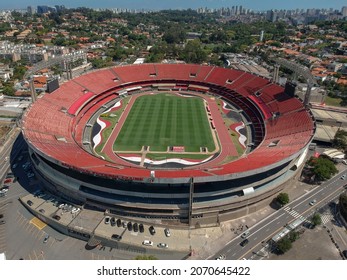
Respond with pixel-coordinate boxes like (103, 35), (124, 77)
(0, 140), (188, 259)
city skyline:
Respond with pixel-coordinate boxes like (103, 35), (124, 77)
(1, 0), (347, 11)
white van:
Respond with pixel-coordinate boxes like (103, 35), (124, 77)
(142, 240), (153, 246)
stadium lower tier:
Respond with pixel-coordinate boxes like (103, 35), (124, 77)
(29, 144), (309, 227)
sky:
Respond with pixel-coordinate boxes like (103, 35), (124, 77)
(1, 0), (346, 11)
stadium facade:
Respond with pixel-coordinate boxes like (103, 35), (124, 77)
(22, 64), (315, 227)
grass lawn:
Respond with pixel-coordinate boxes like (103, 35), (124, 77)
(114, 93), (215, 152)
(145, 153), (211, 160)
(324, 96), (343, 107)
(94, 96), (130, 154)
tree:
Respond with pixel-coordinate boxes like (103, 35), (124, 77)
(308, 156), (338, 181)
(288, 231), (300, 242)
(181, 39), (207, 64)
(2, 82), (15, 96)
(333, 130), (347, 152)
(311, 213), (322, 227)
(135, 255), (158, 260)
(276, 192), (289, 206)
(276, 236), (292, 254)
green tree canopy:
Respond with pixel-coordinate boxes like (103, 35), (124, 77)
(288, 231), (300, 243)
(308, 156), (338, 181)
(181, 39), (207, 64)
(311, 213), (322, 227)
(134, 255), (158, 260)
(2, 82), (15, 96)
(333, 130), (347, 152)
(276, 192), (289, 206)
(276, 236), (292, 254)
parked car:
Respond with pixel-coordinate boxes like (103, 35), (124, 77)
(104, 216), (110, 224)
(111, 234), (122, 241)
(0, 220), (5, 225)
(71, 207), (80, 214)
(127, 222), (133, 231)
(110, 217), (116, 226)
(0, 187), (9, 192)
(39, 209), (45, 214)
(133, 223), (139, 232)
(157, 243), (168, 249)
(343, 250), (347, 259)
(116, 219), (121, 227)
(4, 178), (12, 184)
(139, 223), (144, 233)
(52, 215), (61, 221)
(164, 228), (171, 237)
(27, 200), (33, 206)
(142, 240), (153, 246)
(149, 226), (156, 235)
(43, 234), (49, 243)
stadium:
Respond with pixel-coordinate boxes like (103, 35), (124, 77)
(22, 63), (315, 227)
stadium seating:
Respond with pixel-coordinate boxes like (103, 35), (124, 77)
(23, 63), (315, 180)
(204, 67), (243, 85)
(72, 69), (118, 93)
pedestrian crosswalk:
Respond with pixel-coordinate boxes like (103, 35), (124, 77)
(283, 206), (334, 225)
(320, 213), (334, 225)
(283, 206), (306, 220)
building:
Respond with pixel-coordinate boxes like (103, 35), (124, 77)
(22, 64), (315, 228)
(342, 6), (347, 17)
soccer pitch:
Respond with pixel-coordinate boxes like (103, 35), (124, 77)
(113, 93), (216, 152)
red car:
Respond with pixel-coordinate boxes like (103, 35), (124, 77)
(4, 178), (12, 184)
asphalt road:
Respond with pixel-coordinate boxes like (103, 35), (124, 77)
(211, 169), (347, 260)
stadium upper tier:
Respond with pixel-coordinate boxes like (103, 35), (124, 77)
(22, 63), (315, 183)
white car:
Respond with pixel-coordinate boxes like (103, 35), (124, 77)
(309, 199), (317, 206)
(157, 243), (168, 248)
(43, 234), (49, 243)
(58, 203), (66, 209)
(71, 207), (80, 214)
(164, 228), (171, 237)
(142, 240), (153, 246)
(216, 254), (226, 260)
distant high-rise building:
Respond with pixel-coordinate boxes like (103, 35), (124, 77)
(27, 6), (35, 15)
(260, 30), (264, 42)
(37, 5), (49, 14)
(342, 6), (347, 17)
(55, 5), (66, 12)
(235, 6), (240, 15)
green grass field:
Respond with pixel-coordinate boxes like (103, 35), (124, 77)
(113, 93), (215, 152)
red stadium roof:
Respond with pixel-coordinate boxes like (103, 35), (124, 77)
(67, 91), (95, 116)
(22, 64), (315, 181)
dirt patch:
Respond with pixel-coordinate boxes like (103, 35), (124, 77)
(269, 226), (341, 260)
